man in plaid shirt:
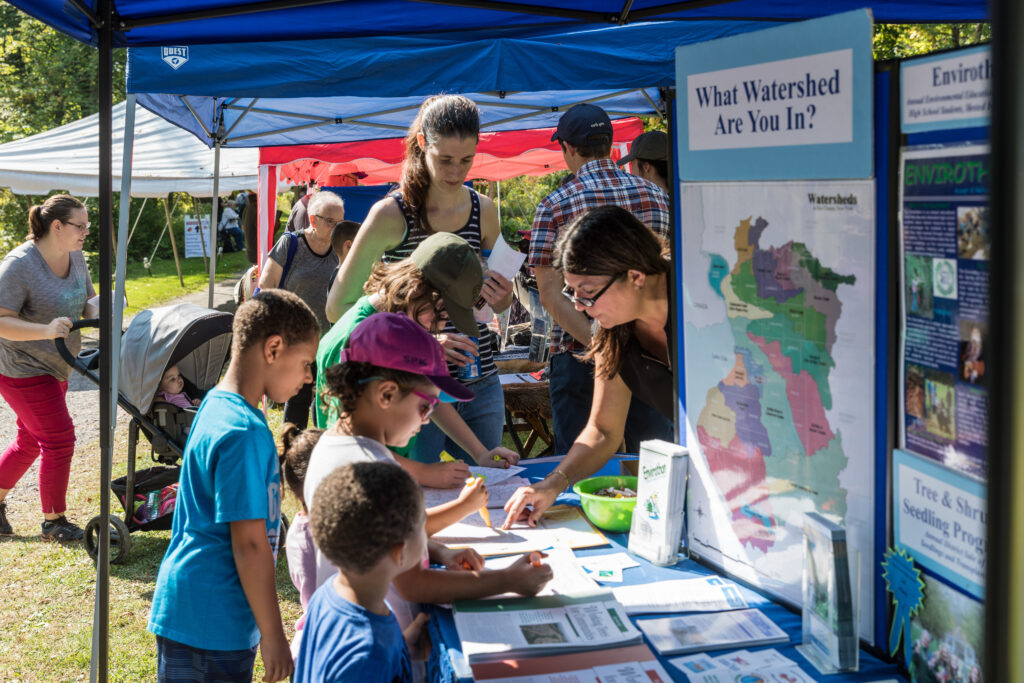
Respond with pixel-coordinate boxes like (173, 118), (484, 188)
(527, 104), (672, 455)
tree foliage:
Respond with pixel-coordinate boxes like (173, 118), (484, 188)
(873, 23), (990, 61)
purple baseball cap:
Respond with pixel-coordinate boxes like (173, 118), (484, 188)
(338, 312), (474, 403)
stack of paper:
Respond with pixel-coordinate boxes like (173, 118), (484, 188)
(669, 648), (814, 682)
(637, 608), (788, 655)
(612, 576), (748, 615)
(453, 592), (642, 663)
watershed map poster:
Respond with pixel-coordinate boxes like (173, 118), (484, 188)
(682, 180), (876, 640)
(899, 144), (989, 478)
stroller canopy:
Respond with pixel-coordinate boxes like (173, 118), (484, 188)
(119, 304), (233, 414)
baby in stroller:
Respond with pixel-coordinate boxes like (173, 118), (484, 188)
(155, 365), (201, 409)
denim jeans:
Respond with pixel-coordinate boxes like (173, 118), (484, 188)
(283, 363), (316, 429)
(549, 352), (674, 455)
(410, 372), (505, 463)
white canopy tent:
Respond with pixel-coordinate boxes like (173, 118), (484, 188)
(0, 100), (263, 197)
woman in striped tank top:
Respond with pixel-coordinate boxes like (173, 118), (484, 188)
(326, 94), (515, 466)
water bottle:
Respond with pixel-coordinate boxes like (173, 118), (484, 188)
(147, 491), (161, 521)
(457, 337), (481, 380)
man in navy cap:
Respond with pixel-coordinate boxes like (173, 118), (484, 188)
(528, 104), (671, 456)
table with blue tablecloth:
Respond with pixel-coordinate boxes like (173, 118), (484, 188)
(425, 455), (905, 682)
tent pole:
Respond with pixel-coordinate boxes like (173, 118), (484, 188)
(113, 94), (136, 364)
(209, 141), (221, 308)
(90, 0), (112, 681)
(986, 0), (1022, 679)
(164, 194), (185, 287)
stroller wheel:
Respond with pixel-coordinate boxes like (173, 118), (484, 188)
(84, 515), (132, 565)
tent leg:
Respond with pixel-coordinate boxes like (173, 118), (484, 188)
(113, 94), (135, 374)
(209, 141), (221, 308)
(986, 1), (1024, 680)
(164, 194), (185, 287)
(90, 1), (113, 681)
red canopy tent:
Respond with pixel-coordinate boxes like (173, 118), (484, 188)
(261, 117), (644, 186)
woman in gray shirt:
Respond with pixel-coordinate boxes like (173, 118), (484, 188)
(0, 194), (97, 541)
(258, 190), (343, 427)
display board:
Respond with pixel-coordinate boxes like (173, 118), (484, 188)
(898, 143), (989, 478)
(682, 180), (876, 640)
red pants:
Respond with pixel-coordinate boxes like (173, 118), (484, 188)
(0, 373), (75, 514)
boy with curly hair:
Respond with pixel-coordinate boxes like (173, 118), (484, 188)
(294, 462), (427, 682)
(149, 289), (320, 683)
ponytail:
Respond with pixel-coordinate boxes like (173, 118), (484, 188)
(399, 94), (480, 229)
(28, 194), (86, 241)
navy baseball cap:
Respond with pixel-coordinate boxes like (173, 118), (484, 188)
(551, 104), (613, 147)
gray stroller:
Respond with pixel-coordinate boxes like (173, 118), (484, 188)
(58, 304), (233, 563)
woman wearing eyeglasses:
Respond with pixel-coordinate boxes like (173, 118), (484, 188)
(504, 205), (673, 528)
(0, 194), (97, 541)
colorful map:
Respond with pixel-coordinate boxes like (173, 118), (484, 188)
(681, 181), (876, 639)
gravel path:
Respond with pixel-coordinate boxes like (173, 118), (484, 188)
(0, 279), (238, 514)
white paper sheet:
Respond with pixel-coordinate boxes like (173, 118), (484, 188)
(483, 548), (602, 599)
(433, 505), (608, 556)
(612, 577), (748, 615)
(487, 233), (528, 280)
(422, 477), (530, 512)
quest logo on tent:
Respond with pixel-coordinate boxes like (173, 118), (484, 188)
(161, 46), (189, 70)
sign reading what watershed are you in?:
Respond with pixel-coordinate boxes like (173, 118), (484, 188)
(676, 9), (873, 181)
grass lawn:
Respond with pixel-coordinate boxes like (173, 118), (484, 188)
(87, 250), (251, 319)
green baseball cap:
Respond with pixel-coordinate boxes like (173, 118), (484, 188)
(410, 232), (483, 335)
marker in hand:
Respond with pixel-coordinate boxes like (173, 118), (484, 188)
(440, 450), (457, 463)
(529, 552), (543, 568)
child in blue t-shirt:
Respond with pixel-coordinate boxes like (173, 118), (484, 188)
(295, 461), (427, 682)
(148, 289), (320, 683)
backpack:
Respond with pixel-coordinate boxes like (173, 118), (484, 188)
(241, 231), (299, 302)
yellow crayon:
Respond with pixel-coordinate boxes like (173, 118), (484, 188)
(493, 455), (503, 462)
(439, 450), (456, 463)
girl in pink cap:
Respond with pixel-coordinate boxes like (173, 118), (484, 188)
(302, 313), (552, 636)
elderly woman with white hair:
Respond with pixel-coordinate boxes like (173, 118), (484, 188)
(258, 189), (346, 426)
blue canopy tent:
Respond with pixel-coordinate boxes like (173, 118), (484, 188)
(1, 2), (1002, 682)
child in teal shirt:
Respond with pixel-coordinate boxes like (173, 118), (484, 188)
(149, 289), (320, 683)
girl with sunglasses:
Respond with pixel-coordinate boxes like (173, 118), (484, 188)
(0, 194), (97, 541)
(306, 312), (552, 633)
(504, 206), (674, 529)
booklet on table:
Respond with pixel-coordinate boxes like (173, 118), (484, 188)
(612, 576), (748, 615)
(637, 608), (788, 656)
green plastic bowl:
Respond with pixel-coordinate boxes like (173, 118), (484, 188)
(573, 475), (639, 533)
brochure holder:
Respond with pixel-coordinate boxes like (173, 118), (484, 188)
(796, 513), (860, 674)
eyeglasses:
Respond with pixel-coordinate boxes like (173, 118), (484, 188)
(313, 214), (344, 226)
(562, 272), (624, 308)
(359, 376), (439, 419)
(408, 388), (441, 419)
(63, 220), (90, 232)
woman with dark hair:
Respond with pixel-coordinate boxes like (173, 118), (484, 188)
(0, 194), (97, 540)
(503, 205), (673, 527)
(325, 94), (513, 465)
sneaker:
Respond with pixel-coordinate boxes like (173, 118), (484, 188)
(41, 515), (84, 542)
(0, 502), (12, 535)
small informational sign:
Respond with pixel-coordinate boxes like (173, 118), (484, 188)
(901, 45), (990, 134)
(893, 448), (985, 599)
(675, 9), (873, 180)
(183, 215), (212, 258)
(898, 143), (989, 478)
